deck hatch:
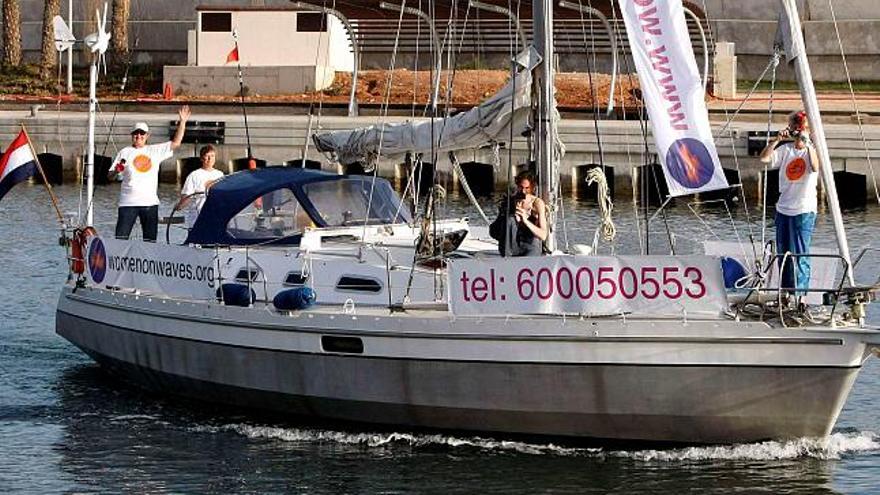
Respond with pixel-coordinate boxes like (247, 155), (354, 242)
(283, 272), (308, 287)
(234, 268), (261, 283)
(335, 276), (382, 293)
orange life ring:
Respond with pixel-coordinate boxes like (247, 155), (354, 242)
(70, 227), (98, 274)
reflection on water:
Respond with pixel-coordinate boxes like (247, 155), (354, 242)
(0, 182), (878, 493)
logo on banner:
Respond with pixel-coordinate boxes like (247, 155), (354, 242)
(88, 237), (107, 283)
(785, 158), (807, 181)
(665, 138), (714, 189)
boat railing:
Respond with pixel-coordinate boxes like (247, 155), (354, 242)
(732, 251), (878, 327)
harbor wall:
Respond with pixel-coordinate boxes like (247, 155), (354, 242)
(3, 111), (877, 205)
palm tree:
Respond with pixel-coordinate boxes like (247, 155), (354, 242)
(111, 0), (131, 65)
(2, 0), (23, 66)
(40, 0), (62, 79)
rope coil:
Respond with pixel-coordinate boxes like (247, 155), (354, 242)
(585, 167), (616, 245)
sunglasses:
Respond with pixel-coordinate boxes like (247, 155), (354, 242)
(131, 131), (147, 136)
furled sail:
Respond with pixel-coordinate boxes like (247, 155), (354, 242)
(312, 49), (539, 167)
(618, 0), (729, 197)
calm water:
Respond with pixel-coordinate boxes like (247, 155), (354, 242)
(1, 182), (879, 494)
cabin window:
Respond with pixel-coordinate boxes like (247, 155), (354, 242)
(321, 336), (363, 354)
(235, 268), (261, 283)
(226, 188), (315, 241)
(283, 272), (308, 287)
(297, 12), (328, 33)
(303, 178), (412, 227)
(336, 276), (382, 293)
(201, 12), (232, 32)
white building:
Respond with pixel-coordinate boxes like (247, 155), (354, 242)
(165, 5), (354, 96)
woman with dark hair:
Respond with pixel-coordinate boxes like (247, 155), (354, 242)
(489, 171), (548, 256)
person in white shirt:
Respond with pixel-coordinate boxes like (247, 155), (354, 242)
(175, 144), (225, 228)
(759, 110), (820, 298)
(108, 106), (190, 241)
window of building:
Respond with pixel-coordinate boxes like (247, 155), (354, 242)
(297, 12), (327, 32)
(201, 12), (232, 33)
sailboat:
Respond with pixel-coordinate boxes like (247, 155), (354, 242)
(55, 0), (880, 444)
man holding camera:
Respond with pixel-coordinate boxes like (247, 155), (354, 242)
(759, 110), (821, 299)
(108, 106), (191, 241)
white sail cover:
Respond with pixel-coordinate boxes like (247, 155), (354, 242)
(313, 50), (538, 166)
(619, 0), (729, 197)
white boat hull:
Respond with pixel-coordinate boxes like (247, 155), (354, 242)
(56, 286), (878, 444)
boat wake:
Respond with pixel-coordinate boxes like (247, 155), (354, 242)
(190, 423), (879, 461)
(613, 430), (880, 462)
(191, 423), (590, 455)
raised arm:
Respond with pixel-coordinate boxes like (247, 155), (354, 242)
(808, 142), (820, 173)
(519, 197), (549, 241)
(759, 128), (788, 164)
(170, 105), (191, 150)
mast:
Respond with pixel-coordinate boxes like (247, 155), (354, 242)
(533, 0), (558, 251)
(779, 0), (855, 285)
(82, 3), (110, 226)
(86, 60), (97, 226)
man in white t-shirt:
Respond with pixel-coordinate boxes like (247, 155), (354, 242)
(175, 144), (224, 228)
(108, 105), (191, 241)
(759, 110), (820, 297)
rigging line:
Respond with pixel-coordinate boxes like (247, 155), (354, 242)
(501, 0), (522, 257)
(685, 201), (722, 241)
(434, 0), (461, 227)
(100, 35), (141, 157)
(609, 6), (641, 255)
(713, 52), (780, 139)
(301, 0), (334, 165)
(695, 0), (758, 262)
(392, 153), (418, 222)
(828, 0), (880, 205)
(363, 0), (409, 247)
(579, 0), (611, 243)
(423, 0), (477, 233)
(315, 0), (336, 152)
(430, 0), (442, 299)
(762, 49), (780, 251)
(611, 2), (673, 254)
(100, 0), (146, 157)
(412, 1), (421, 119)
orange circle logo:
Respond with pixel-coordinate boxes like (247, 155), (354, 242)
(785, 158), (807, 181)
(133, 154), (153, 173)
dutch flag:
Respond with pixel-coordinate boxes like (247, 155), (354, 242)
(0, 131), (37, 202)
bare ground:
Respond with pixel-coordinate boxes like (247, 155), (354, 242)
(0, 67), (642, 110)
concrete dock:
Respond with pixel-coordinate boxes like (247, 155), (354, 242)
(2, 101), (878, 204)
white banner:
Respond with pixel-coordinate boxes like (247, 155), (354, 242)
(85, 237), (217, 300)
(619, 0), (728, 197)
(448, 255), (727, 317)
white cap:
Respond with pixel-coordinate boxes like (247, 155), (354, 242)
(131, 122), (149, 134)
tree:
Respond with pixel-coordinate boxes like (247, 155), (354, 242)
(2, 0), (23, 67)
(111, 0), (131, 65)
(40, 0), (62, 79)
